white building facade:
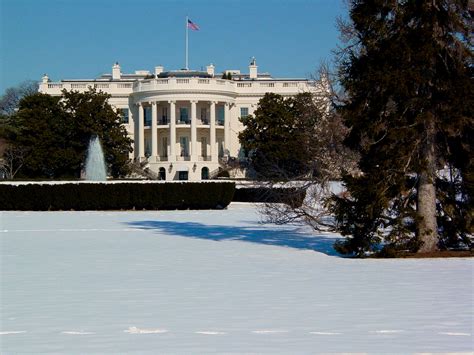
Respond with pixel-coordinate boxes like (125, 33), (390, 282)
(39, 59), (315, 181)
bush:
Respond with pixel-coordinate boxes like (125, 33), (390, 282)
(233, 187), (306, 207)
(0, 182), (235, 211)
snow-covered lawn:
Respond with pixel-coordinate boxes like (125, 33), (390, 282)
(1, 203), (472, 353)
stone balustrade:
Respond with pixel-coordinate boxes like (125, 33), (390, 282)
(39, 81), (134, 95)
(40, 78), (312, 98)
(132, 78), (310, 95)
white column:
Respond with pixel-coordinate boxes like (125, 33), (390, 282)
(138, 102), (145, 159)
(224, 102), (230, 154)
(132, 105), (139, 159)
(210, 101), (217, 162)
(191, 100), (197, 161)
(151, 102), (158, 160)
(169, 101), (176, 162)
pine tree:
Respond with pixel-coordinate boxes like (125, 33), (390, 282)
(333, 0), (473, 256)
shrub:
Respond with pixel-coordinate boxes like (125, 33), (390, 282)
(233, 187), (306, 206)
(0, 182), (235, 211)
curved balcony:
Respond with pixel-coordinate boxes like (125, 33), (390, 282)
(133, 78), (236, 95)
(132, 77), (312, 96)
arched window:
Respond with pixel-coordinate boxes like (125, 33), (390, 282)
(201, 167), (209, 180)
(159, 167), (166, 180)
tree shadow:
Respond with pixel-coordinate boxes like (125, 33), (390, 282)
(125, 220), (342, 257)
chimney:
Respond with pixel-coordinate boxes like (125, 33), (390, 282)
(206, 63), (215, 77)
(249, 57), (257, 79)
(112, 62), (121, 80)
(155, 65), (164, 76)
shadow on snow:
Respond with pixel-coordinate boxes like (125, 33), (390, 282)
(125, 220), (341, 256)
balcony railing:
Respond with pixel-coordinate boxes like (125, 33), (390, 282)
(199, 156), (211, 161)
(41, 78), (313, 97)
(176, 155), (191, 161)
(146, 119), (224, 127)
(132, 78), (311, 94)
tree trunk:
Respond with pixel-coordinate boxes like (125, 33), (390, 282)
(417, 118), (439, 253)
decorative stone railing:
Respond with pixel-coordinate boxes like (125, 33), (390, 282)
(39, 82), (134, 95)
(40, 78), (315, 97)
(146, 119), (225, 127)
(133, 78), (311, 95)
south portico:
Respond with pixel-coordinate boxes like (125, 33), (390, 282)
(131, 96), (234, 181)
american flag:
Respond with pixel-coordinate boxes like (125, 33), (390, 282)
(187, 19), (199, 31)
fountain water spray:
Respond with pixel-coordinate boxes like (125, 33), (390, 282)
(85, 135), (107, 181)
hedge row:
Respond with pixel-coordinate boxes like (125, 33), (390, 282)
(233, 187), (306, 207)
(0, 182), (235, 211)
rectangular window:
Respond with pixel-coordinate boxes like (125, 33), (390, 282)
(180, 136), (189, 157)
(120, 108), (129, 124)
(162, 137), (168, 157)
(161, 107), (168, 124)
(200, 107), (208, 123)
(144, 107), (152, 126)
(217, 106), (224, 125)
(201, 137), (207, 157)
(178, 171), (188, 181)
(179, 107), (189, 123)
(218, 138), (224, 157)
(145, 138), (151, 157)
(240, 107), (249, 118)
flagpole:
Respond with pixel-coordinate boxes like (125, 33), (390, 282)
(185, 16), (189, 70)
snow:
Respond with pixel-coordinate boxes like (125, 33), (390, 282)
(1, 203), (472, 353)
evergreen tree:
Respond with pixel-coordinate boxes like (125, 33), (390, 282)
(12, 93), (76, 178)
(60, 89), (132, 177)
(239, 93), (320, 180)
(332, 0), (473, 255)
(9, 89), (132, 179)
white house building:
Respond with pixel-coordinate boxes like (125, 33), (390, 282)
(39, 59), (316, 181)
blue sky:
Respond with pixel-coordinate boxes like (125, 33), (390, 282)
(0, 0), (347, 94)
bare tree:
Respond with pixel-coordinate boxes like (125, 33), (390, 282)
(240, 64), (357, 231)
(0, 80), (39, 116)
(0, 146), (26, 179)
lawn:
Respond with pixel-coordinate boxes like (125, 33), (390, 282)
(1, 203), (472, 353)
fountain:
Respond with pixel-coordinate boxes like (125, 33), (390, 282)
(85, 135), (107, 181)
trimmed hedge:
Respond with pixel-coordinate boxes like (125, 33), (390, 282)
(233, 187), (306, 207)
(0, 182), (235, 211)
